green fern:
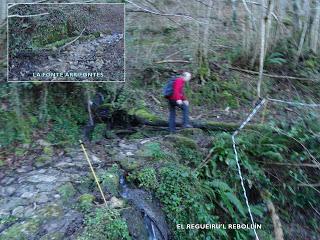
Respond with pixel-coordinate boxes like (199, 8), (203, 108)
(210, 179), (233, 192)
(224, 192), (246, 217)
(265, 52), (287, 65)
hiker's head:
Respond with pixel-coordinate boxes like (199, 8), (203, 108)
(182, 72), (191, 82)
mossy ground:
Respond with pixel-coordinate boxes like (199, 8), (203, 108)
(0, 204), (63, 240)
(57, 182), (76, 202)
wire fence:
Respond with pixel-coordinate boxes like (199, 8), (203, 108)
(231, 97), (320, 240)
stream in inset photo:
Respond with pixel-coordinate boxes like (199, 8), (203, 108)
(8, 3), (124, 82)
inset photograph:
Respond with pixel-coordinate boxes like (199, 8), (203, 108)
(7, 3), (124, 82)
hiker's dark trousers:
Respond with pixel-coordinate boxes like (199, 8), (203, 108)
(168, 100), (190, 133)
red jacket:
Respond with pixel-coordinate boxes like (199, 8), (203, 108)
(169, 77), (186, 101)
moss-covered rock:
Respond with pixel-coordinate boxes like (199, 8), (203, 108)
(57, 182), (76, 202)
(109, 196), (125, 209)
(127, 131), (145, 140)
(1, 204), (64, 240)
(35, 145), (54, 167)
(78, 193), (95, 204)
(97, 103), (114, 112)
(128, 108), (162, 124)
(100, 165), (120, 196)
(128, 167), (158, 190)
(35, 155), (51, 167)
(165, 134), (198, 150)
(135, 109), (159, 122)
(0, 215), (18, 226)
(0, 218), (40, 240)
(122, 207), (149, 240)
(135, 142), (170, 161)
(78, 194), (95, 213)
(119, 157), (143, 172)
(0, 160), (5, 167)
(179, 128), (204, 138)
(15, 147), (27, 157)
(43, 145), (54, 156)
(37, 204), (64, 220)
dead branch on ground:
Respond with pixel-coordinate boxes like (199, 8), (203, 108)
(155, 60), (191, 64)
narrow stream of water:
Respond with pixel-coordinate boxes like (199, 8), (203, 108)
(120, 174), (159, 240)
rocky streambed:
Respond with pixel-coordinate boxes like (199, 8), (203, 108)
(0, 130), (204, 239)
(0, 144), (100, 239)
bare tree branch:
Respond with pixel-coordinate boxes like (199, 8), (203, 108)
(164, 48), (188, 60)
(245, 1), (279, 21)
(225, 65), (319, 82)
(126, 0), (205, 24)
(8, 12), (49, 18)
(155, 60), (190, 64)
(59, 28), (86, 50)
(298, 183), (320, 187)
(257, 161), (320, 168)
(260, 191), (284, 240)
(8, 1), (49, 10)
(241, 0), (253, 16)
(309, 202), (320, 217)
(192, 0), (215, 8)
(272, 127), (320, 170)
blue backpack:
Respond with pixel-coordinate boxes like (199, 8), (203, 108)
(162, 76), (176, 98)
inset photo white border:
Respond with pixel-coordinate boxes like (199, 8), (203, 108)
(7, 2), (126, 82)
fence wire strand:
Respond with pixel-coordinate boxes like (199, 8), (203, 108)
(232, 99), (266, 240)
(232, 96), (319, 240)
(267, 98), (320, 107)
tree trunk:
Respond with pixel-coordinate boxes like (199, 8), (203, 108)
(0, 0), (6, 24)
(242, 0), (258, 65)
(11, 83), (27, 141)
(264, 0), (274, 55)
(292, 0), (302, 38)
(257, 0), (267, 98)
(231, 0), (238, 26)
(194, 0), (202, 82)
(130, 108), (266, 132)
(85, 86), (94, 126)
(278, 0), (287, 22)
(296, 19), (309, 63)
(310, 0), (320, 53)
(242, 17), (249, 57)
(39, 83), (49, 125)
(203, 0), (213, 61)
(12, 84), (21, 119)
(199, 0), (214, 84)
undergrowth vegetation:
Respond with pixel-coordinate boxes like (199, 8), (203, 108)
(78, 207), (131, 240)
(0, 83), (135, 149)
(127, 116), (319, 239)
(228, 38), (320, 77)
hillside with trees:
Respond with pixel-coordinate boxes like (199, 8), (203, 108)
(0, 1), (319, 240)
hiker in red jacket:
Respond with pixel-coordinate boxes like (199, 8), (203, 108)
(168, 72), (192, 133)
